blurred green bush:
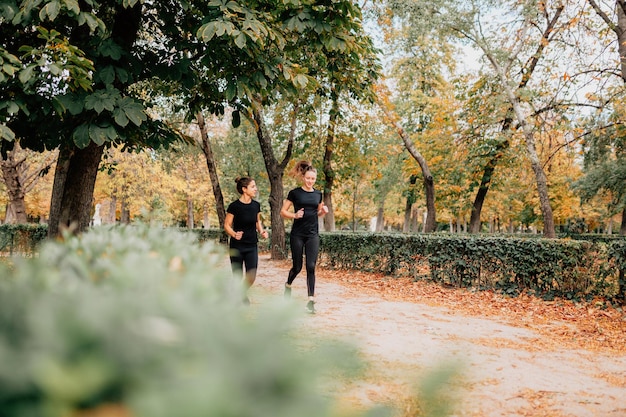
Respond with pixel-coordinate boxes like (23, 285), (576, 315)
(0, 225), (373, 417)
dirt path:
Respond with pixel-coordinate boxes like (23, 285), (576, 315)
(248, 255), (626, 417)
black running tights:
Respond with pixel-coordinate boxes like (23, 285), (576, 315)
(286, 234), (320, 297)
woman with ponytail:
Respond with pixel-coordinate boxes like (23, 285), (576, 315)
(280, 161), (329, 313)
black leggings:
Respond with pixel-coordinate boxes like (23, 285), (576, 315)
(230, 245), (259, 287)
(286, 234), (320, 297)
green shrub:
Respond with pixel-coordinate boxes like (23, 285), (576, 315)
(0, 224), (48, 255)
(320, 232), (624, 301)
(0, 225), (368, 417)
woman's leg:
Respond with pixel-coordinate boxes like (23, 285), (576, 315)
(303, 235), (320, 297)
(229, 248), (243, 279)
(286, 234), (305, 286)
(241, 246), (259, 288)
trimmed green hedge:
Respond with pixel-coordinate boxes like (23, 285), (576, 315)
(0, 224), (48, 255)
(4, 224), (624, 301)
(319, 232), (626, 301)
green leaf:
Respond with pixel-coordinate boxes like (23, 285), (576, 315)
(47, 63), (62, 76)
(115, 68), (130, 84)
(63, 0), (80, 15)
(5, 101), (19, 115)
(116, 97), (146, 126)
(225, 1), (243, 13)
(74, 76), (93, 91)
(85, 89), (117, 113)
(252, 71), (267, 89)
(35, 356), (114, 405)
(197, 22), (218, 42)
(89, 124), (110, 145)
(72, 124), (90, 148)
(98, 40), (122, 60)
(282, 66), (291, 80)
(225, 82), (237, 101)
(18, 65), (35, 84)
(77, 12), (103, 33)
(2, 63), (16, 77)
(39, 1), (61, 21)
(100, 66), (115, 85)
(234, 32), (247, 49)
(294, 74), (308, 88)
(113, 108), (129, 127)
(0, 124), (16, 142)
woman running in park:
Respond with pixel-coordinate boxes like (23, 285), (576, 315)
(280, 160), (329, 313)
(224, 176), (269, 304)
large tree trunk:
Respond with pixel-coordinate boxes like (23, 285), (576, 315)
(120, 200), (130, 224)
(403, 200), (412, 233)
(251, 100), (296, 260)
(468, 140), (509, 233)
(322, 97), (338, 232)
(48, 146), (71, 237)
(197, 111), (226, 235)
(0, 147), (28, 224)
(108, 193), (117, 224)
(376, 95), (437, 232)
(375, 206), (384, 232)
(402, 174), (418, 233)
(186, 197), (194, 228)
(618, 206), (626, 303)
(48, 142), (104, 238)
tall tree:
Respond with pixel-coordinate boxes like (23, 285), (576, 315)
(585, 0), (626, 234)
(375, 86), (437, 232)
(574, 115), (626, 234)
(3, 0), (363, 237)
(197, 111), (226, 233)
(250, 100), (297, 260)
(316, 40), (380, 232)
(0, 142), (56, 223)
(383, 0), (585, 238)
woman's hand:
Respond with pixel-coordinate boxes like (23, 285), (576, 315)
(233, 231), (243, 240)
(317, 204), (329, 216)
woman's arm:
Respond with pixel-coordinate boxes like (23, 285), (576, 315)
(317, 202), (329, 217)
(224, 213), (242, 240)
(281, 199), (303, 220)
(256, 213), (268, 239)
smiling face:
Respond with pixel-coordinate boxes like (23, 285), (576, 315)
(302, 170), (317, 191)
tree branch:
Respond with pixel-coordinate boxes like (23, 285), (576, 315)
(588, 0), (620, 36)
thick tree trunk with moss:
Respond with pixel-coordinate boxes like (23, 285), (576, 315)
(48, 142), (104, 237)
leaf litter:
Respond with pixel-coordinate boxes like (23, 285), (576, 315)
(253, 256), (626, 417)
